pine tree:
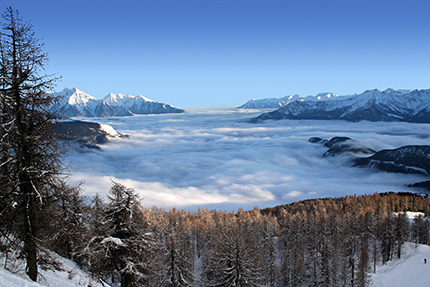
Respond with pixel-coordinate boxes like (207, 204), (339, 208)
(88, 181), (153, 287)
(164, 231), (193, 287)
(394, 212), (409, 258)
(356, 211), (373, 287)
(379, 212), (396, 264)
(0, 7), (63, 281)
(46, 183), (90, 264)
(203, 209), (266, 287)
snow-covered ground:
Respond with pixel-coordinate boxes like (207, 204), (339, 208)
(2, 242), (430, 286)
(0, 251), (109, 287)
(369, 242), (430, 287)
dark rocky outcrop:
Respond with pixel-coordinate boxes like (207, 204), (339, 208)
(309, 136), (376, 157)
(54, 120), (124, 150)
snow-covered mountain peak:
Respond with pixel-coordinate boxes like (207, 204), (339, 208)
(103, 92), (122, 104)
(105, 92), (116, 99)
(49, 87), (184, 117)
(64, 88), (97, 106)
(136, 94), (154, 102)
(250, 88), (430, 123)
(304, 92), (345, 101)
(316, 92), (335, 98)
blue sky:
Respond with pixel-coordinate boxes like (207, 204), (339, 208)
(3, 0), (430, 107)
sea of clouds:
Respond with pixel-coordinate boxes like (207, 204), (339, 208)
(65, 106), (430, 211)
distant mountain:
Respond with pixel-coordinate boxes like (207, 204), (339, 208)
(249, 89), (430, 123)
(49, 87), (185, 118)
(239, 92), (346, 109)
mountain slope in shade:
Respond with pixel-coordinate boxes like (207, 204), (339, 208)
(249, 88), (430, 123)
(48, 87), (184, 117)
(353, 145), (430, 176)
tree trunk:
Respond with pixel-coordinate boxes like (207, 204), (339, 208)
(24, 234), (37, 281)
(23, 189), (38, 281)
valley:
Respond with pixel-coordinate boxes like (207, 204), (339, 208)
(64, 106), (430, 211)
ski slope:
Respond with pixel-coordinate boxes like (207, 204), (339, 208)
(370, 242), (430, 287)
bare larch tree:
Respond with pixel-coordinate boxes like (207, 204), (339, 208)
(0, 7), (62, 281)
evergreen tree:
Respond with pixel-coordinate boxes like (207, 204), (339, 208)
(356, 212), (373, 287)
(164, 231), (193, 287)
(394, 212), (409, 258)
(88, 181), (153, 287)
(46, 182), (90, 264)
(0, 7), (63, 281)
(203, 209), (266, 287)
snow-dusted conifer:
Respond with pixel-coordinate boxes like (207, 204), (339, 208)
(46, 182), (90, 264)
(203, 208), (266, 287)
(87, 181), (153, 287)
(164, 231), (194, 287)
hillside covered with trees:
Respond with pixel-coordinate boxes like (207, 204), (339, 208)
(3, 179), (430, 286)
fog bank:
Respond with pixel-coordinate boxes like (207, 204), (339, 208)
(66, 107), (430, 210)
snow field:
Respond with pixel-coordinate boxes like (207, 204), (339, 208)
(370, 242), (430, 287)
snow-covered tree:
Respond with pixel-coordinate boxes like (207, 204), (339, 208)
(87, 181), (153, 287)
(203, 209), (266, 287)
(164, 231), (194, 287)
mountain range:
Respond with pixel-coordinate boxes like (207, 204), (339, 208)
(240, 92), (348, 109)
(48, 87), (184, 118)
(247, 88), (430, 123)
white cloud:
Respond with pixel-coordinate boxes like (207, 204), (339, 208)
(283, 191), (302, 199)
(66, 108), (430, 210)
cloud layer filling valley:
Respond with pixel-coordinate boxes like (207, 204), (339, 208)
(66, 107), (430, 210)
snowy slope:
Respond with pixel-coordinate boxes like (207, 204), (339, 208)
(249, 88), (430, 123)
(0, 267), (41, 287)
(0, 251), (109, 287)
(370, 242), (430, 287)
(48, 87), (185, 117)
(49, 87), (99, 117)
